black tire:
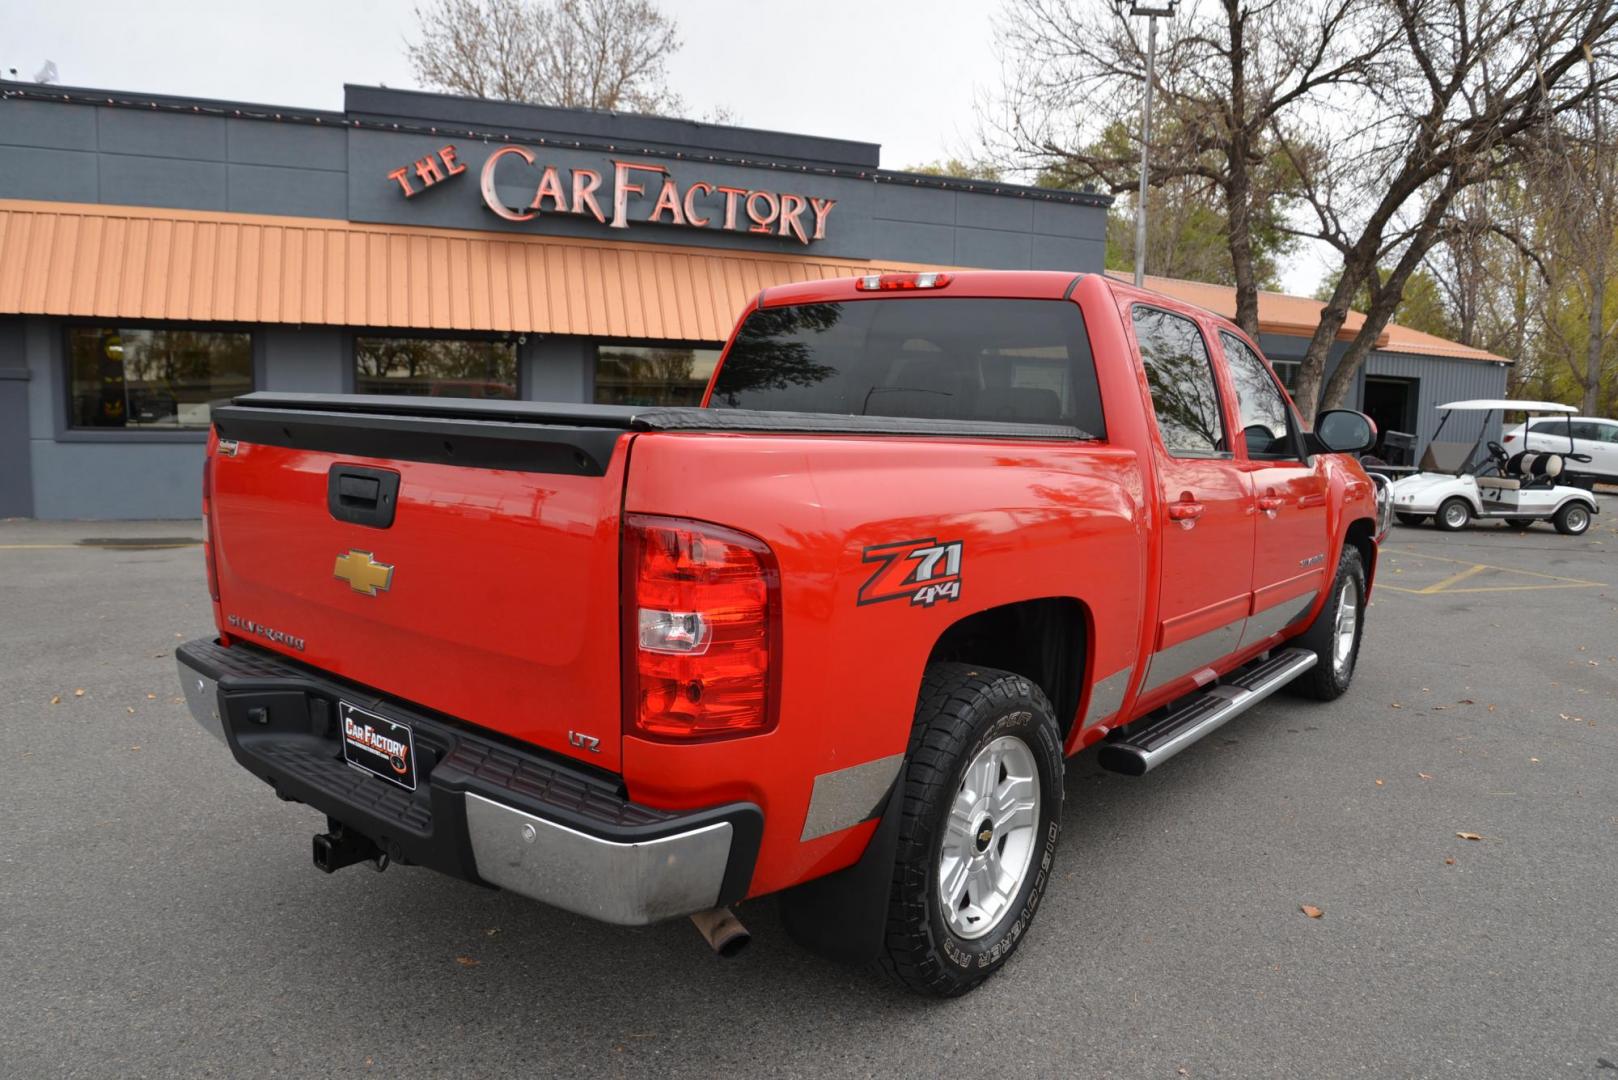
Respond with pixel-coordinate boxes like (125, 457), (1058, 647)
(876, 663), (1063, 997)
(1434, 497), (1472, 531)
(1504, 519), (1532, 530)
(1287, 546), (1366, 702)
(1553, 501), (1593, 536)
(1395, 512), (1427, 527)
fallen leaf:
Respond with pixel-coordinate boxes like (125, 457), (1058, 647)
(1456, 699), (1475, 705)
(146, 693), (157, 700)
(485, 928), (500, 937)
(1390, 703), (1404, 709)
(1444, 858), (1456, 865)
(49, 695), (61, 705)
(455, 955), (479, 967)
(1457, 832), (1483, 841)
(126, 707), (135, 715)
(1433, 705), (1448, 711)
(1530, 757), (1540, 763)
(73, 688), (85, 697)
(1418, 772), (1434, 780)
(1300, 904), (1324, 919)
(1375, 779), (1385, 786)
(130, 746), (141, 752)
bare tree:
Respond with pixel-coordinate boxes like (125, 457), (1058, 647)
(1282, 0), (1618, 415)
(1532, 53), (1618, 415)
(407, 0), (684, 113)
(985, 0), (1393, 337)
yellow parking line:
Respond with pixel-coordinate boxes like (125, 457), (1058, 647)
(1418, 563), (1491, 594)
(1383, 548), (1605, 588)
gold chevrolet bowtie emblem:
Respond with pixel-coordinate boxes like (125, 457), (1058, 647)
(333, 550), (394, 596)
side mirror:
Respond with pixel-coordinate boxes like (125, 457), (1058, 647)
(1314, 409), (1377, 454)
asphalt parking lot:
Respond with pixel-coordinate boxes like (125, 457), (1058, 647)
(3, 505), (1616, 1079)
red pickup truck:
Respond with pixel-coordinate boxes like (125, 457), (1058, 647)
(178, 270), (1391, 996)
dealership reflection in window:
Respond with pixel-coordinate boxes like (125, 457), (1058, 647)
(594, 344), (722, 406)
(68, 327), (253, 429)
(354, 337), (518, 398)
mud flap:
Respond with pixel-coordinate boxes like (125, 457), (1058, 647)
(776, 779), (903, 964)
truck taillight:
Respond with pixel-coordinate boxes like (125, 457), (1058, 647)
(201, 453), (221, 602)
(854, 272), (952, 291)
(622, 515), (779, 741)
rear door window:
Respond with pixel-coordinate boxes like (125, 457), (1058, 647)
(709, 297), (1105, 437)
(1132, 306), (1227, 457)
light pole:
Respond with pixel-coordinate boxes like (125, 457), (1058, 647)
(1130, 2), (1176, 288)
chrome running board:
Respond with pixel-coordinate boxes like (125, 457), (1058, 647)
(1096, 648), (1318, 776)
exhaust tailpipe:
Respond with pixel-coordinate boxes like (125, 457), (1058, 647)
(690, 907), (750, 958)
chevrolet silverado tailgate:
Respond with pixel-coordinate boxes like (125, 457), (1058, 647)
(207, 393), (636, 771)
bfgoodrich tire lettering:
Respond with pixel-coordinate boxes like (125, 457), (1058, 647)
(877, 663), (1063, 997)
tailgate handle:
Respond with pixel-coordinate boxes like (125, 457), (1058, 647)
(327, 465), (401, 528)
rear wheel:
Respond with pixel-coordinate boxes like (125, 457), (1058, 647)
(1554, 502), (1592, 536)
(1434, 497), (1472, 531)
(1287, 546), (1365, 702)
(877, 663), (1063, 997)
(1395, 512), (1427, 527)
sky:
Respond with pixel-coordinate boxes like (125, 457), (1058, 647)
(3, 0), (1325, 294)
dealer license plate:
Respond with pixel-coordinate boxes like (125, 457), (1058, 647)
(339, 701), (417, 791)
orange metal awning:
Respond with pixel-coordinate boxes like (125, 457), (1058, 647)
(0, 199), (926, 342)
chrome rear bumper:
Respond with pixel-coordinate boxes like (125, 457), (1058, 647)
(175, 639), (759, 926)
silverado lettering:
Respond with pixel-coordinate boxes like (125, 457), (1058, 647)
(179, 270), (1390, 997)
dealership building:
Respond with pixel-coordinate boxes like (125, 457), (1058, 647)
(0, 81), (1506, 520)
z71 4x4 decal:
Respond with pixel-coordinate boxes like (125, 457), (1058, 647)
(857, 539), (964, 607)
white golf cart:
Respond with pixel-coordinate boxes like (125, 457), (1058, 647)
(1388, 400), (1601, 535)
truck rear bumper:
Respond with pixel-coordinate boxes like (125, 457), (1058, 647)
(176, 638), (761, 925)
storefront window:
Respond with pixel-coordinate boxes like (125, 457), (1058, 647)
(68, 327), (253, 429)
(354, 337), (518, 398)
(594, 344), (722, 407)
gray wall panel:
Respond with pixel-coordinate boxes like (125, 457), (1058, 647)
(954, 191), (1032, 232)
(953, 227), (1031, 270)
(0, 319), (32, 518)
(1034, 200), (1107, 241)
(1, 100), (97, 150)
(227, 118), (346, 170)
(526, 337), (592, 402)
(1031, 234), (1101, 273)
(0, 146), (99, 203)
(873, 182), (954, 226)
(862, 219), (956, 265)
(96, 108), (227, 161)
(227, 163), (347, 218)
(30, 439), (203, 519)
(262, 327), (346, 392)
(98, 154), (226, 210)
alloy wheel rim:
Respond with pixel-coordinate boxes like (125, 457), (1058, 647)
(1445, 504), (1467, 527)
(1567, 507), (1588, 532)
(938, 734), (1040, 940)
(1332, 579), (1358, 676)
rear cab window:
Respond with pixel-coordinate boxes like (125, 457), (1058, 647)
(708, 297), (1106, 437)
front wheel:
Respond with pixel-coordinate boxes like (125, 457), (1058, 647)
(1287, 546), (1366, 701)
(1554, 502), (1593, 536)
(1434, 497), (1473, 531)
(1395, 512), (1427, 527)
(877, 663), (1064, 997)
